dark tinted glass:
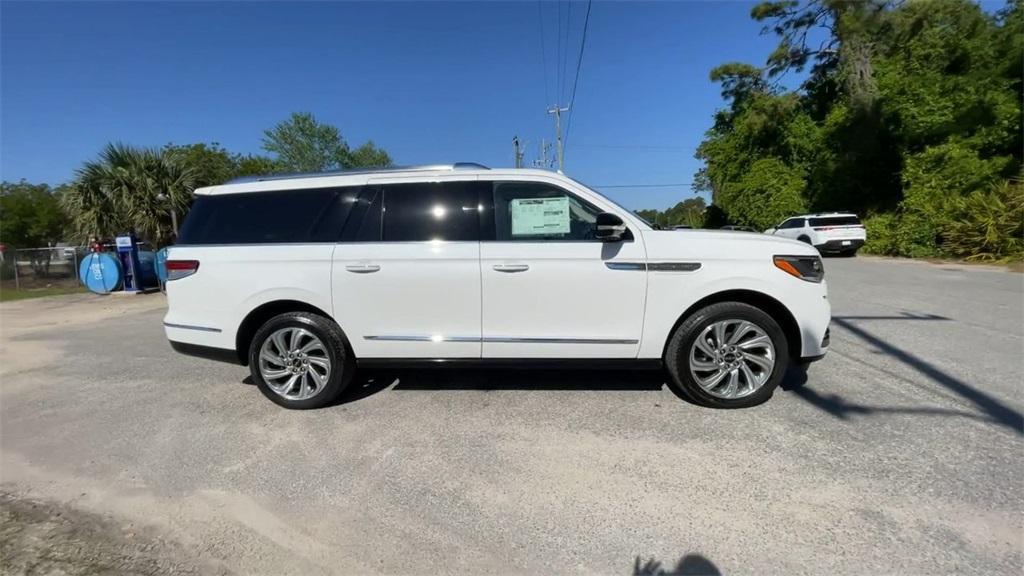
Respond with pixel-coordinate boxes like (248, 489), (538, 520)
(780, 218), (804, 229)
(382, 182), (479, 242)
(491, 181), (602, 241)
(339, 186), (382, 242)
(177, 188), (346, 245)
(809, 216), (861, 227)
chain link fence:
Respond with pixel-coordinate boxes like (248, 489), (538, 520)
(1, 246), (86, 295)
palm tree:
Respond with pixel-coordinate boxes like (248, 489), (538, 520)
(63, 143), (196, 246)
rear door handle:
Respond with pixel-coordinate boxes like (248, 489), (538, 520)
(493, 264), (529, 273)
(345, 264), (381, 274)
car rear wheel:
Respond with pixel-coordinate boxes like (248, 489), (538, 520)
(665, 302), (789, 408)
(249, 312), (353, 409)
(797, 235), (812, 244)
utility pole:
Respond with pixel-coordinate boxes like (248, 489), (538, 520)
(535, 138), (550, 168)
(546, 105), (569, 172)
(513, 136), (524, 169)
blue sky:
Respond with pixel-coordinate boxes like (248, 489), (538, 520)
(2, 1), (800, 210)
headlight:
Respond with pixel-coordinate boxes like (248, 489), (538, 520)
(774, 255), (824, 283)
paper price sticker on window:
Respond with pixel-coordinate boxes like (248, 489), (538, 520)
(510, 197), (570, 236)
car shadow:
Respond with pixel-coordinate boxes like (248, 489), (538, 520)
(785, 313), (1023, 435)
(633, 553), (721, 576)
(350, 367), (668, 393)
(244, 368), (678, 408)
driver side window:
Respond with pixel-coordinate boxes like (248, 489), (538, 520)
(492, 182), (602, 241)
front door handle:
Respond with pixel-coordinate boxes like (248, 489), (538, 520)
(345, 264), (381, 274)
(493, 264), (529, 273)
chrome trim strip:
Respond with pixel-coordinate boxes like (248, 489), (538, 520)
(363, 335), (638, 345)
(648, 262), (702, 272)
(163, 322), (222, 333)
(605, 262), (701, 272)
(364, 335), (480, 342)
(605, 262), (646, 271)
(485, 337), (639, 345)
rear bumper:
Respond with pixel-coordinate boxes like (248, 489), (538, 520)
(816, 238), (864, 252)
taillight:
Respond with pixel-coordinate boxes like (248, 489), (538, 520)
(814, 226), (835, 231)
(166, 260), (199, 281)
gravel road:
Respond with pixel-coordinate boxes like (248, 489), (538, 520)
(1, 257), (1021, 575)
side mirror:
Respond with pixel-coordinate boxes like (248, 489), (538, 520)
(595, 212), (627, 242)
(765, 228), (777, 234)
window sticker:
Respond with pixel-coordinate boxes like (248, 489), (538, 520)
(510, 196), (570, 236)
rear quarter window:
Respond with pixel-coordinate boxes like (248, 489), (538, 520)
(809, 216), (861, 227)
(177, 188), (353, 245)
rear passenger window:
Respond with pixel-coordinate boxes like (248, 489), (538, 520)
(492, 182), (602, 241)
(809, 216), (861, 227)
(177, 188), (348, 245)
(382, 182), (479, 242)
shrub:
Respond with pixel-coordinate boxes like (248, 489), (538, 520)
(862, 212), (939, 258)
(940, 180), (1024, 261)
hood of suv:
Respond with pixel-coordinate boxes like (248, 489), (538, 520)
(640, 229), (818, 260)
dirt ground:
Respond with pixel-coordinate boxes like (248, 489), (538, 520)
(1, 259), (1021, 575)
(0, 490), (223, 576)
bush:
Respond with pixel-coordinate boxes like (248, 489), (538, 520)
(940, 181), (1024, 261)
(862, 212), (939, 258)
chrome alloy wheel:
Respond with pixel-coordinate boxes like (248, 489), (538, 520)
(258, 327), (332, 401)
(688, 319), (776, 399)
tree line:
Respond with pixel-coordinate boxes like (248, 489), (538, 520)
(693, 0), (1022, 261)
(0, 112), (391, 249)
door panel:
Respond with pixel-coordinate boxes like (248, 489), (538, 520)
(332, 242), (481, 358)
(331, 179), (483, 358)
(481, 242), (647, 358)
(479, 181), (647, 358)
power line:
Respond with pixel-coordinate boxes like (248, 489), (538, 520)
(593, 183), (693, 189)
(563, 0), (593, 159)
(555, 0), (562, 104)
(574, 143), (693, 151)
(537, 1), (549, 106)
(562, 0), (573, 103)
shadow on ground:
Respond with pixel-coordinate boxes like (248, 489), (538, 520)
(787, 313), (1023, 435)
(633, 554), (720, 575)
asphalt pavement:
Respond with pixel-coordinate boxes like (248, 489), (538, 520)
(1, 256), (1021, 575)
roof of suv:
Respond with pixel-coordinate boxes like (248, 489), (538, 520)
(802, 212), (858, 218)
(196, 163), (569, 195)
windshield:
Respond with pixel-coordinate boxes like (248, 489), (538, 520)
(566, 176), (655, 228)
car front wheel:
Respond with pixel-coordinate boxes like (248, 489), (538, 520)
(249, 312), (353, 409)
(665, 302), (789, 408)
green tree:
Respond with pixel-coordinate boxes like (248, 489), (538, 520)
(635, 197), (707, 228)
(163, 142), (238, 187)
(62, 143), (195, 245)
(697, 0), (1023, 259)
(0, 181), (68, 248)
(261, 112), (392, 172)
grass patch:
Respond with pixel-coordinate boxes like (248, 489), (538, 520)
(0, 285), (87, 302)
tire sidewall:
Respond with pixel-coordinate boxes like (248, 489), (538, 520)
(248, 313), (350, 409)
(667, 303), (789, 408)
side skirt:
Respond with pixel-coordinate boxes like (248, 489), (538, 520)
(356, 358), (664, 370)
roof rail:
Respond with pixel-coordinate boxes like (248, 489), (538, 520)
(224, 162), (490, 185)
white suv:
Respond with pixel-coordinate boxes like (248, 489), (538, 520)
(164, 164), (830, 409)
(766, 213), (866, 255)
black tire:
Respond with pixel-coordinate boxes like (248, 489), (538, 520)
(664, 302), (789, 409)
(248, 312), (353, 409)
(797, 235), (812, 244)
